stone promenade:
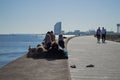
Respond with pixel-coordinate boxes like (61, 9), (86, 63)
(67, 36), (120, 80)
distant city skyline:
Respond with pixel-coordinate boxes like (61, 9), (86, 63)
(0, 0), (120, 34)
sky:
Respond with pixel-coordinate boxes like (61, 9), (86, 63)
(0, 0), (120, 34)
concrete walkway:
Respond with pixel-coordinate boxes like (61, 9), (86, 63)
(67, 36), (120, 80)
(0, 56), (71, 80)
(0, 56), (70, 80)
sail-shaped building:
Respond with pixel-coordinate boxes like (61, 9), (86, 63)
(54, 22), (62, 35)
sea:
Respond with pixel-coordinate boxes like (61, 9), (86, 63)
(0, 34), (45, 68)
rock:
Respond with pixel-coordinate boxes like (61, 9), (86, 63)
(70, 65), (76, 68)
(86, 64), (94, 68)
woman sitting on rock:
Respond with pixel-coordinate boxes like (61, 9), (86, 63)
(58, 34), (65, 49)
(45, 41), (67, 59)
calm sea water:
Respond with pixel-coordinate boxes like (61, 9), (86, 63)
(0, 34), (45, 68)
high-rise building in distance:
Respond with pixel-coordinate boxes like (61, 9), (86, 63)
(117, 24), (120, 33)
(54, 22), (61, 35)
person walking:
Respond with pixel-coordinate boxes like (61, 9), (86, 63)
(96, 27), (101, 43)
(101, 27), (106, 43)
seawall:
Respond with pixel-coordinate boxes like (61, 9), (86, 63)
(106, 34), (120, 42)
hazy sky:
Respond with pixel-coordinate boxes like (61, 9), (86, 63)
(0, 0), (120, 34)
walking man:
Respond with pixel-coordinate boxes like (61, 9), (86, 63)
(96, 27), (101, 43)
(101, 27), (106, 43)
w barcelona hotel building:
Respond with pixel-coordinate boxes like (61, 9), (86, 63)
(54, 22), (62, 35)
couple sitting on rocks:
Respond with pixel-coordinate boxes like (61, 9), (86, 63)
(27, 31), (67, 59)
(27, 41), (68, 59)
(43, 31), (65, 50)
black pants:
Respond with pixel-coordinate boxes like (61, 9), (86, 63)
(46, 42), (51, 50)
(97, 34), (100, 42)
(102, 34), (106, 43)
(58, 40), (65, 49)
